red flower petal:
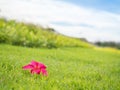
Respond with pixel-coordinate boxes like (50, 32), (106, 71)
(31, 69), (41, 74)
(30, 69), (34, 74)
(22, 64), (34, 70)
(30, 60), (39, 67)
(38, 63), (47, 69)
(34, 69), (41, 74)
(31, 60), (47, 69)
(41, 69), (48, 76)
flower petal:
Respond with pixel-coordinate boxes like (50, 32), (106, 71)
(38, 62), (47, 69)
(30, 60), (39, 67)
(30, 69), (34, 74)
(31, 60), (47, 69)
(22, 64), (34, 70)
(41, 69), (48, 76)
(32, 69), (41, 74)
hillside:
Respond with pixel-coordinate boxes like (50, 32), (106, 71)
(0, 18), (93, 48)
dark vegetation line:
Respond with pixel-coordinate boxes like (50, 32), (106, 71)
(94, 41), (120, 49)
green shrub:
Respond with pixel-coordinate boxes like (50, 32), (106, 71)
(0, 18), (93, 48)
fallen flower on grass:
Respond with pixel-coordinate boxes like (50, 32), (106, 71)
(22, 60), (48, 76)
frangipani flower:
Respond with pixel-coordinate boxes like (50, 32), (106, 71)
(22, 60), (48, 76)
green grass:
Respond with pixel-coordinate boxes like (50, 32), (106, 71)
(0, 44), (120, 90)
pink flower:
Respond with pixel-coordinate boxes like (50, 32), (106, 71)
(22, 60), (48, 76)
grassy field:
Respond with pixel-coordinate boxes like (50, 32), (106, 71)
(0, 44), (120, 90)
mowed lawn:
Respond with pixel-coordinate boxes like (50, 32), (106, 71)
(0, 44), (120, 90)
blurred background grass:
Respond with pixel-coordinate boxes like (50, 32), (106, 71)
(0, 18), (93, 48)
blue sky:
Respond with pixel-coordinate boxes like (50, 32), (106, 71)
(0, 0), (120, 42)
(64, 0), (120, 13)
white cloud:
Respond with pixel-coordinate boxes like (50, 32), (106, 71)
(0, 0), (120, 42)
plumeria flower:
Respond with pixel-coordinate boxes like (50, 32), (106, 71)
(22, 60), (48, 76)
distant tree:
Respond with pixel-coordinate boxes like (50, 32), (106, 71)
(94, 41), (120, 49)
